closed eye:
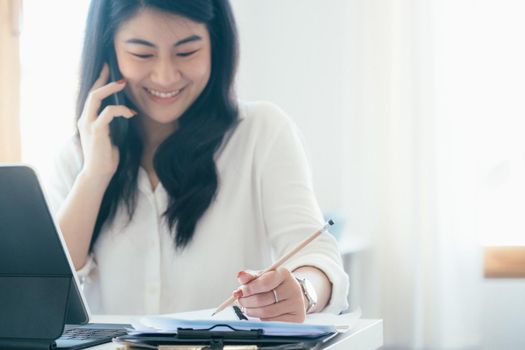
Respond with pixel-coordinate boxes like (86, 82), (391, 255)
(177, 49), (199, 57)
(131, 53), (154, 59)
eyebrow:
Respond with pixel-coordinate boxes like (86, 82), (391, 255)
(125, 34), (202, 48)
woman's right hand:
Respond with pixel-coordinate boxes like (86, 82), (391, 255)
(77, 64), (136, 182)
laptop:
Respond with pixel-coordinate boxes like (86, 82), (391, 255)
(0, 165), (129, 349)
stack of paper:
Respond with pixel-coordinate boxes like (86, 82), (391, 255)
(129, 307), (361, 337)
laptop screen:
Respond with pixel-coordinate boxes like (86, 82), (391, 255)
(0, 165), (89, 332)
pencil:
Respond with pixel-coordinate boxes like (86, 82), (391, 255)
(211, 220), (334, 316)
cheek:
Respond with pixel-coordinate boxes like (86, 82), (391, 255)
(119, 61), (149, 100)
(119, 59), (149, 82)
(187, 56), (212, 86)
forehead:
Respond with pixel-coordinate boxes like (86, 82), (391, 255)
(115, 8), (209, 44)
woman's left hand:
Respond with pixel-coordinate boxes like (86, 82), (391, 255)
(234, 267), (306, 322)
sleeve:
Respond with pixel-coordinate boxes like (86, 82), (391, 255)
(258, 104), (350, 314)
(44, 137), (97, 279)
(44, 137), (83, 216)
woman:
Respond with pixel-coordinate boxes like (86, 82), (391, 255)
(48, 0), (349, 322)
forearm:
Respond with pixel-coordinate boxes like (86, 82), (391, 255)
(57, 170), (110, 270)
(293, 265), (332, 313)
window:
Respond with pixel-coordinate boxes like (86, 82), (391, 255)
(20, 1), (90, 179)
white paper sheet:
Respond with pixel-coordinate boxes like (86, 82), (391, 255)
(129, 307), (361, 337)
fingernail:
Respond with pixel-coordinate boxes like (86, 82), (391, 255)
(232, 289), (243, 299)
(129, 109), (137, 115)
(237, 271), (249, 278)
(116, 79), (126, 84)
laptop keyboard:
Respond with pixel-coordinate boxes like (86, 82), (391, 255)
(55, 324), (129, 349)
(61, 327), (126, 340)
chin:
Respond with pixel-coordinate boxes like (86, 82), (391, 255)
(148, 112), (182, 125)
(150, 115), (180, 125)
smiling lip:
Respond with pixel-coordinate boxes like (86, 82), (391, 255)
(144, 86), (184, 104)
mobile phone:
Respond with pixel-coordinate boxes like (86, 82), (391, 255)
(105, 48), (129, 147)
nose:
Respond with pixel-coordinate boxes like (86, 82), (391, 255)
(150, 56), (182, 87)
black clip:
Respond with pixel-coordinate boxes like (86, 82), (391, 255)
(177, 324), (264, 340)
(233, 305), (248, 320)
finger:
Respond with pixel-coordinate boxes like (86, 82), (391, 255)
(240, 270), (284, 296)
(85, 81), (128, 121)
(78, 64), (108, 125)
(237, 290), (275, 308)
(238, 283), (293, 308)
(237, 270), (260, 284)
(93, 105), (136, 129)
(90, 80), (127, 102)
(244, 298), (297, 320)
(90, 63), (110, 91)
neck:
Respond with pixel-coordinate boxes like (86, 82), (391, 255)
(139, 115), (178, 152)
(138, 115), (178, 171)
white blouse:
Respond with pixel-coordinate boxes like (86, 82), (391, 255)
(46, 101), (349, 315)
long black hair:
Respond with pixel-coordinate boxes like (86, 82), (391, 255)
(76, 0), (239, 250)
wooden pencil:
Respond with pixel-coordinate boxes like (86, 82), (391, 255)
(211, 220), (334, 316)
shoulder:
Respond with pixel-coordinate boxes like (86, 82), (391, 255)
(217, 100), (300, 163)
(218, 100), (306, 161)
(236, 100), (297, 137)
(238, 100), (292, 127)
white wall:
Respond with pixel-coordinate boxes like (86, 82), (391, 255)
(482, 281), (525, 349)
(230, 0), (350, 219)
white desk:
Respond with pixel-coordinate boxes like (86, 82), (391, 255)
(86, 316), (383, 350)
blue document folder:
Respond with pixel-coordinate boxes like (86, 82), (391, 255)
(115, 307), (361, 349)
(130, 307), (338, 337)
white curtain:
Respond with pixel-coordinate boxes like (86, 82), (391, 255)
(231, 1), (487, 347)
(345, 0), (525, 349)
(342, 1), (463, 347)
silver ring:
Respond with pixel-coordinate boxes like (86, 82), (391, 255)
(272, 289), (279, 304)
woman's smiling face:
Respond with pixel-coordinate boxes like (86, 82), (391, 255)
(114, 8), (211, 130)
